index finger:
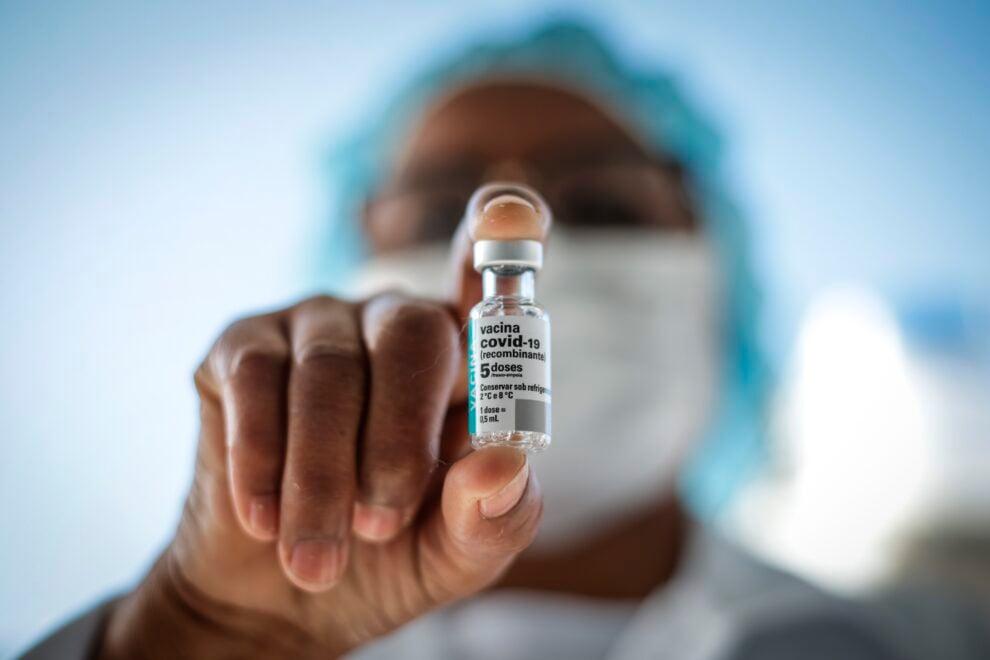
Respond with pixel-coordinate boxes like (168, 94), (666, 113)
(445, 183), (551, 410)
(449, 182), (552, 322)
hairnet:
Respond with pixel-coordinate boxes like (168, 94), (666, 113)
(314, 18), (769, 520)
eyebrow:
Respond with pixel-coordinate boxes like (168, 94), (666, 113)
(390, 152), (487, 194)
(390, 138), (656, 195)
(527, 142), (654, 173)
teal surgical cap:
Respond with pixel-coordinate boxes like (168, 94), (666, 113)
(315, 18), (769, 521)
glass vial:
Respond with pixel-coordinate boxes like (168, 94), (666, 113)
(466, 183), (552, 452)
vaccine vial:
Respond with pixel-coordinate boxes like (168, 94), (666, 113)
(466, 183), (552, 452)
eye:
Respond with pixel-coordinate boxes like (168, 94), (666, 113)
(417, 189), (470, 241)
(555, 187), (643, 228)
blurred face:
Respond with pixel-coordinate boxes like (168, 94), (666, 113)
(365, 80), (699, 251)
(355, 81), (721, 556)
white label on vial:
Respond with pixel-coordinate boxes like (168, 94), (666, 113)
(468, 316), (551, 435)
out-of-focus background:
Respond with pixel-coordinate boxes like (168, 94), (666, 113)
(2, 1), (988, 656)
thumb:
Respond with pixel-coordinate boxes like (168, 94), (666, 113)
(416, 447), (542, 604)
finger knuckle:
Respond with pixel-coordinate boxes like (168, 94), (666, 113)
(220, 314), (266, 343)
(292, 293), (341, 314)
(227, 346), (288, 386)
(363, 457), (435, 500)
(192, 358), (215, 395)
(468, 496), (542, 555)
(291, 465), (353, 504)
(294, 342), (366, 387)
(383, 302), (455, 343)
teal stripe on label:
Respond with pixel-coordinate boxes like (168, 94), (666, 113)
(467, 320), (476, 434)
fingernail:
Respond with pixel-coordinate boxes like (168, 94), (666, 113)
(248, 494), (278, 538)
(353, 503), (403, 542)
(289, 539), (344, 589)
(480, 456), (529, 519)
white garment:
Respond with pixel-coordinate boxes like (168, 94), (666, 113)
(351, 525), (990, 660)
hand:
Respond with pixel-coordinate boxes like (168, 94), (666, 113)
(100, 209), (547, 659)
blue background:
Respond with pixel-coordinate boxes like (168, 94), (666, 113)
(1, 1), (988, 655)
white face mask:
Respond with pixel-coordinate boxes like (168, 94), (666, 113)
(349, 229), (722, 551)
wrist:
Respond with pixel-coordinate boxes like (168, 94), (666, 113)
(98, 549), (323, 660)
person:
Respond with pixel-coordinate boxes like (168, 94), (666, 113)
(24, 20), (990, 660)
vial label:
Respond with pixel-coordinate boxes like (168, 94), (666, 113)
(468, 316), (551, 435)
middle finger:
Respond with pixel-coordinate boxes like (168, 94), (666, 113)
(355, 294), (459, 542)
(279, 297), (365, 591)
